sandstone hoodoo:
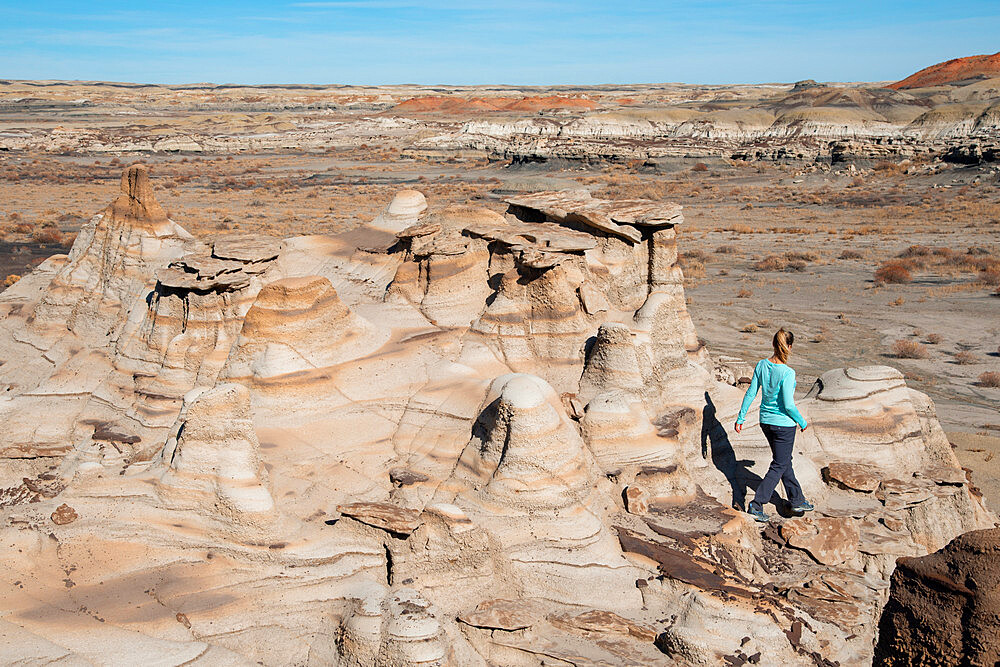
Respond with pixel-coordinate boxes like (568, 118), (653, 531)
(0, 167), (995, 665)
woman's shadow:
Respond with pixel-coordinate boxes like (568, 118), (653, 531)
(701, 391), (760, 512)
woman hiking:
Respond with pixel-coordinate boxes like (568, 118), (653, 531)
(734, 328), (813, 523)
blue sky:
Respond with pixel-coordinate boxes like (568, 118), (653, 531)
(2, 1), (999, 85)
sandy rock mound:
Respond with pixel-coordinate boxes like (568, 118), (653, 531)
(224, 275), (388, 381)
(159, 383), (276, 529)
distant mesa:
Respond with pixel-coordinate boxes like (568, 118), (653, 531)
(890, 51), (1000, 89)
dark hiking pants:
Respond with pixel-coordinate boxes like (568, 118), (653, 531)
(750, 423), (805, 510)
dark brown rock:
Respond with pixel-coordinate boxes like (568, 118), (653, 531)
(875, 527), (1000, 667)
(51, 504), (78, 525)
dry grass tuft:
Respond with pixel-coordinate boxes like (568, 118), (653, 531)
(741, 324), (758, 333)
(953, 351), (978, 365)
(875, 262), (913, 285)
(31, 228), (63, 244)
(892, 340), (929, 359)
(3, 274), (21, 288)
(925, 333), (942, 345)
(715, 245), (737, 254)
(839, 249), (863, 260)
(978, 372), (1000, 388)
(736, 288), (753, 298)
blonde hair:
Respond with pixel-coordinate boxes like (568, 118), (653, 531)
(772, 328), (794, 364)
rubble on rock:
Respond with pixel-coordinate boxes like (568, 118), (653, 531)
(0, 167), (994, 665)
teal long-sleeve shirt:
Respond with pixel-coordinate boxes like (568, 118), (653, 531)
(736, 359), (807, 429)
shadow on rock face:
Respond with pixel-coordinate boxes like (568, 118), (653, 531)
(702, 391), (758, 511)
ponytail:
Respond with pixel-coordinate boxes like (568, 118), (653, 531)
(773, 328), (794, 364)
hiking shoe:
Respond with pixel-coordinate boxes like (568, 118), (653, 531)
(790, 500), (815, 513)
(747, 506), (769, 523)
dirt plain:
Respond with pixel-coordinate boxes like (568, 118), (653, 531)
(2, 78), (999, 509)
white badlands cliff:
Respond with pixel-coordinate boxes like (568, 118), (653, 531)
(0, 166), (993, 665)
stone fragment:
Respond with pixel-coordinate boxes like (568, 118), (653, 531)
(338, 502), (423, 535)
(624, 485), (650, 515)
(780, 517), (860, 566)
(389, 468), (430, 487)
(50, 504), (78, 525)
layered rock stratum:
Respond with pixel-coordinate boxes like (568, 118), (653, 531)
(4, 52), (1000, 166)
(0, 166), (995, 665)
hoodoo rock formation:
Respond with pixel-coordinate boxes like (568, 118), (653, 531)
(0, 167), (995, 665)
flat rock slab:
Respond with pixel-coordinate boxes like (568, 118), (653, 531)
(506, 190), (683, 243)
(548, 610), (657, 641)
(337, 502), (422, 535)
(824, 462), (881, 493)
(212, 235), (282, 262)
(810, 366), (907, 402)
(156, 266), (251, 292)
(463, 218), (597, 254)
(781, 517), (860, 566)
(458, 598), (541, 631)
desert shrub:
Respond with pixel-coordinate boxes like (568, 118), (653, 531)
(900, 245), (933, 258)
(11, 222), (33, 234)
(31, 228), (62, 244)
(3, 274), (20, 287)
(925, 333), (942, 344)
(681, 250), (709, 263)
(691, 162), (708, 172)
(715, 245), (737, 254)
(741, 324), (758, 333)
(840, 249), (863, 260)
(978, 372), (1000, 388)
(681, 261), (705, 279)
(981, 268), (1000, 286)
(787, 260), (808, 272)
(875, 262), (912, 284)
(752, 255), (786, 271)
(954, 351), (978, 365)
(873, 160), (905, 175)
(736, 288), (753, 298)
(892, 340), (928, 359)
(785, 251), (819, 262)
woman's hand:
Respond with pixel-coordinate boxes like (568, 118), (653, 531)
(801, 424), (809, 432)
(734, 422), (743, 434)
